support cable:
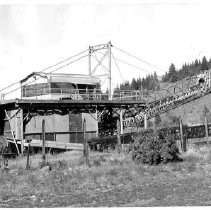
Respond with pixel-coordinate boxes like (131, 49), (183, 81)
(97, 50), (151, 74)
(111, 52), (125, 82)
(4, 54), (88, 96)
(113, 45), (163, 72)
(0, 49), (88, 93)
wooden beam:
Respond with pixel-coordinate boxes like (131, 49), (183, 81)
(4, 110), (20, 155)
(120, 109), (123, 134)
(20, 109), (24, 154)
(42, 119), (46, 162)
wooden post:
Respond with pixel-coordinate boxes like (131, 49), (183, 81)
(20, 109), (24, 154)
(83, 119), (89, 165)
(26, 141), (31, 170)
(117, 119), (122, 151)
(96, 108), (99, 138)
(42, 119), (46, 162)
(120, 109), (123, 135)
(205, 116), (209, 145)
(144, 113), (148, 130)
(179, 119), (185, 152)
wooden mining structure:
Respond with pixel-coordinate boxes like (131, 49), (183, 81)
(0, 72), (147, 154)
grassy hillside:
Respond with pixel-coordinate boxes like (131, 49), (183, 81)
(154, 92), (211, 126)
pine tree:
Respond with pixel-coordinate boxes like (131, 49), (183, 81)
(201, 56), (208, 71)
(168, 63), (177, 83)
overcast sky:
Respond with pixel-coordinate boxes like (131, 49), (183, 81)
(1, 0), (211, 97)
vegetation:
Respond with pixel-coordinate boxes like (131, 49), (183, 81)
(98, 109), (118, 137)
(114, 71), (159, 93)
(1, 146), (211, 207)
(114, 56), (211, 93)
(130, 129), (182, 165)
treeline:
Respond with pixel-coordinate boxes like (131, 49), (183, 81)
(162, 56), (211, 83)
(114, 72), (159, 92)
(114, 56), (211, 92)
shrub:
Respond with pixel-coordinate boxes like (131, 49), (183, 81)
(130, 129), (182, 165)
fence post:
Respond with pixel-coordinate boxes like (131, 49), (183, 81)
(144, 113), (148, 130)
(179, 119), (187, 152)
(120, 109), (123, 135)
(205, 116), (209, 145)
(83, 119), (89, 165)
(26, 139), (32, 170)
(42, 119), (46, 163)
(117, 119), (122, 152)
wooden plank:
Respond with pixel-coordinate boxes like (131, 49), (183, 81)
(23, 139), (83, 150)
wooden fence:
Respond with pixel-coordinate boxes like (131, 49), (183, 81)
(88, 118), (211, 152)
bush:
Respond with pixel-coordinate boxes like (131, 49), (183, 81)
(130, 129), (182, 165)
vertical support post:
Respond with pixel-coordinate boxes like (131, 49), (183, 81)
(179, 119), (185, 152)
(20, 109), (24, 154)
(83, 118), (89, 165)
(108, 41), (112, 100)
(117, 119), (122, 151)
(144, 113), (148, 130)
(42, 119), (46, 162)
(205, 116), (209, 145)
(95, 108), (99, 137)
(120, 108), (123, 135)
(26, 141), (31, 170)
(88, 46), (92, 76)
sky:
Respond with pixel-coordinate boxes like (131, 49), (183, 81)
(1, 0), (211, 98)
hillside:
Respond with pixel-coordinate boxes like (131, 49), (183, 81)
(155, 91), (211, 126)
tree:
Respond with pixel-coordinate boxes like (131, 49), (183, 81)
(201, 56), (208, 71)
(98, 110), (118, 137)
(168, 63), (177, 83)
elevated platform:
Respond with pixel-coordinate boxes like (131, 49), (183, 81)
(0, 98), (147, 111)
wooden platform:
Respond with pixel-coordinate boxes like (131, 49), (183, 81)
(0, 98), (147, 111)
